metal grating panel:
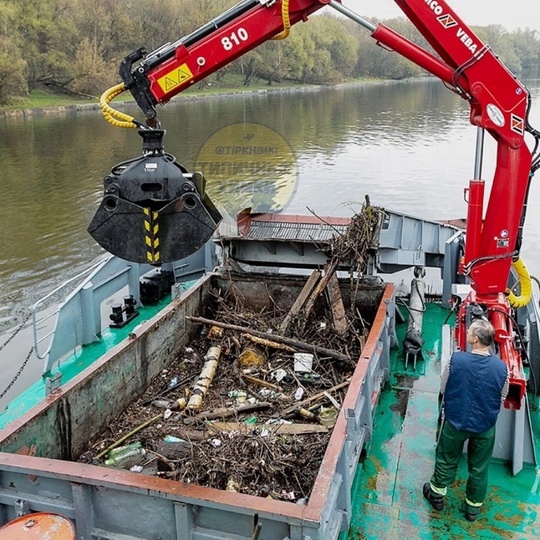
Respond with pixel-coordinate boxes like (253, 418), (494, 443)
(245, 221), (348, 242)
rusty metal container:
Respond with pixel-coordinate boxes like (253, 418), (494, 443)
(0, 513), (75, 539)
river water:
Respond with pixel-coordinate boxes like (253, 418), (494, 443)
(0, 77), (539, 389)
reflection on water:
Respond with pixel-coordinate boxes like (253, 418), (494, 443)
(1, 78), (539, 333)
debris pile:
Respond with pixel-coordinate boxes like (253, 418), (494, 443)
(80, 205), (385, 502)
(328, 197), (385, 275)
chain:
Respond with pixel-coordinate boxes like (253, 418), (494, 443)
(0, 313), (33, 353)
(0, 313), (35, 400)
(0, 347), (34, 400)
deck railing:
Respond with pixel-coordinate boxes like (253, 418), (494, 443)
(32, 243), (213, 375)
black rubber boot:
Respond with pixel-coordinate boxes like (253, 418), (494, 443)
(423, 482), (444, 511)
(464, 502), (481, 522)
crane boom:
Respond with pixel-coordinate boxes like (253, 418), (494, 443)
(122, 0), (330, 120)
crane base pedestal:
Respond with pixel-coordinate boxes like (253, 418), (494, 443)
(493, 396), (537, 475)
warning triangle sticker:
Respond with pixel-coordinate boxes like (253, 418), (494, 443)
(157, 64), (194, 93)
(163, 77), (177, 92)
(176, 66), (193, 82)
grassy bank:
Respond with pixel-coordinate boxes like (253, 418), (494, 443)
(0, 79), (301, 112)
(0, 76), (378, 112)
(0, 89), (97, 111)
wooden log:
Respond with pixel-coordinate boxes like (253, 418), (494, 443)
(186, 315), (352, 365)
(169, 428), (207, 442)
(241, 374), (282, 392)
(280, 269), (321, 334)
(242, 333), (295, 352)
(326, 271), (349, 335)
(207, 422), (329, 435)
(183, 401), (272, 425)
(300, 258), (340, 329)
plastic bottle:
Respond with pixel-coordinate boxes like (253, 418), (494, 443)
(163, 435), (186, 443)
(299, 372), (321, 381)
(105, 447), (146, 469)
(152, 400), (171, 409)
(228, 390), (247, 402)
(226, 477), (241, 492)
(107, 441), (141, 457)
(319, 406), (338, 428)
(152, 397), (186, 411)
(296, 408), (319, 422)
(169, 397), (187, 411)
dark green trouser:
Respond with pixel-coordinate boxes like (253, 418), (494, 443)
(431, 421), (496, 505)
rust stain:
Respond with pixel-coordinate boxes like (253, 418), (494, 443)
(15, 444), (36, 456)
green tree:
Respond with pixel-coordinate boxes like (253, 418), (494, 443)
(136, 0), (186, 52)
(283, 25), (316, 83)
(231, 51), (262, 86)
(0, 1), (26, 103)
(1, 0), (539, 104)
(287, 15), (358, 84)
(250, 41), (289, 85)
(69, 38), (114, 96)
(178, 0), (238, 31)
(68, 0), (147, 95)
(474, 25), (522, 73)
(15, 0), (78, 91)
(349, 17), (424, 79)
(508, 28), (540, 74)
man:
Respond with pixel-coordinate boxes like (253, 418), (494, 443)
(423, 319), (509, 521)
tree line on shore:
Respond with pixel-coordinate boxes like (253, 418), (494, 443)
(1, 0), (539, 105)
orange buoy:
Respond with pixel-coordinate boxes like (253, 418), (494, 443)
(0, 512), (75, 539)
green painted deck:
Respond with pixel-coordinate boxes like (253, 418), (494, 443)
(347, 303), (540, 539)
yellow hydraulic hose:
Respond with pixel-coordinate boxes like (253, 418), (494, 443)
(507, 257), (532, 308)
(273, 0), (290, 40)
(99, 83), (139, 129)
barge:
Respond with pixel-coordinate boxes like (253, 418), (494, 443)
(0, 210), (537, 539)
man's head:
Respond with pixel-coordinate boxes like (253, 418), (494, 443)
(466, 319), (495, 348)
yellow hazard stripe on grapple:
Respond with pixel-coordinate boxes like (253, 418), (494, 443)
(143, 209), (161, 263)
